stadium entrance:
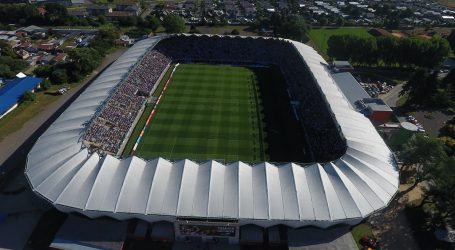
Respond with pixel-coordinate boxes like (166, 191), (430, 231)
(175, 218), (239, 244)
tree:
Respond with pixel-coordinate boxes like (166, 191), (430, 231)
(97, 15), (107, 25)
(44, 3), (70, 25)
(424, 156), (455, 221)
(319, 17), (328, 26)
(275, 15), (309, 42)
(41, 79), (51, 91)
(65, 47), (102, 82)
(50, 69), (68, 84)
(0, 56), (28, 73)
(0, 4), (43, 26)
(231, 29), (240, 35)
(336, 17), (345, 26)
(90, 28), (119, 55)
(443, 69), (455, 101)
(377, 36), (400, 66)
(384, 14), (400, 29)
(0, 64), (12, 78)
(34, 64), (53, 78)
(439, 136), (455, 156)
(147, 15), (161, 33)
(21, 90), (36, 103)
(400, 69), (451, 107)
(162, 14), (186, 33)
(118, 16), (138, 27)
(327, 35), (350, 60)
(427, 36), (451, 68)
(188, 25), (200, 34)
(447, 29), (455, 51)
(431, 89), (453, 108)
(399, 134), (448, 187)
(328, 34), (450, 68)
(0, 40), (16, 58)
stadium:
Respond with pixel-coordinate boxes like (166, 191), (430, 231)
(25, 34), (399, 244)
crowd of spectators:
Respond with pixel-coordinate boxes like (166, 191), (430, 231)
(84, 50), (171, 154)
(155, 35), (346, 161)
(85, 35), (346, 161)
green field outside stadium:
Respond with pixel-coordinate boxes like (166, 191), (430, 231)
(134, 64), (266, 162)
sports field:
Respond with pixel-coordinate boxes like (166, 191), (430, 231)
(134, 64), (266, 162)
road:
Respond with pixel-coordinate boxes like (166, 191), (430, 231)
(381, 83), (403, 108)
(0, 48), (126, 186)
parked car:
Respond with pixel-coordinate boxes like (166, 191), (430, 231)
(360, 235), (380, 249)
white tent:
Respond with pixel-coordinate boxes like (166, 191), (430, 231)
(16, 72), (26, 78)
(25, 35), (398, 229)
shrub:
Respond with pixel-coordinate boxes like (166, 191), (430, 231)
(21, 90), (36, 103)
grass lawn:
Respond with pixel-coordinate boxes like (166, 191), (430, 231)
(308, 27), (373, 59)
(435, 0), (455, 8)
(396, 94), (409, 107)
(351, 223), (374, 249)
(134, 64), (266, 163)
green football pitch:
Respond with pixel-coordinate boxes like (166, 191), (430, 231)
(134, 64), (266, 162)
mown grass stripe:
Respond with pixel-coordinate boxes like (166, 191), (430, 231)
(134, 64), (266, 162)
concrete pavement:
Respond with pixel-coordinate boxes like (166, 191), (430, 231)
(381, 83), (403, 108)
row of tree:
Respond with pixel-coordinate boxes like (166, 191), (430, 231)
(327, 34), (451, 68)
(252, 12), (310, 42)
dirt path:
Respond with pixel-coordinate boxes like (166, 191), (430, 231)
(0, 48), (126, 174)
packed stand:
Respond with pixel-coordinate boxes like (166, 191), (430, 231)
(155, 35), (346, 161)
(85, 35), (347, 160)
(84, 50), (171, 154)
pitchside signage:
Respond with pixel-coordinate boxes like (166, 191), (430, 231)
(177, 222), (237, 237)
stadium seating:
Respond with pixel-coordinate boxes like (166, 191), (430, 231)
(84, 35), (346, 161)
(84, 50), (171, 154)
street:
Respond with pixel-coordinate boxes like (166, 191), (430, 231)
(381, 83), (403, 108)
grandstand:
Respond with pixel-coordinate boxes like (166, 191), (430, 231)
(26, 34), (399, 244)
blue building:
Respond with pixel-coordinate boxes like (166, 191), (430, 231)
(0, 75), (43, 119)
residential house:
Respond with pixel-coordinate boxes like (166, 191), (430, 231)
(116, 1), (141, 16)
(51, 53), (67, 64)
(16, 49), (30, 60)
(69, 10), (88, 18)
(87, 5), (113, 16)
(38, 43), (56, 52)
(106, 11), (135, 20)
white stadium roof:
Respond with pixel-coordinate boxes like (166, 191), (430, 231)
(26, 35), (399, 228)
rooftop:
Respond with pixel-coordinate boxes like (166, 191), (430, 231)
(331, 72), (369, 109)
(333, 61), (354, 69)
(0, 76), (43, 116)
(363, 98), (393, 112)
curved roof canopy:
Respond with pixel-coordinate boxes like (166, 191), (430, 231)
(26, 35), (399, 228)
